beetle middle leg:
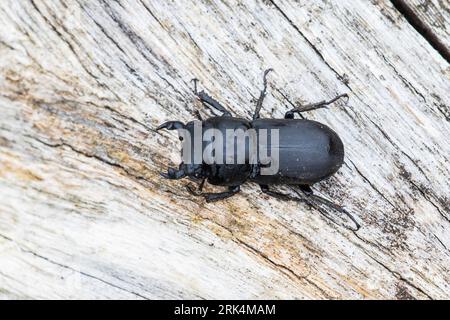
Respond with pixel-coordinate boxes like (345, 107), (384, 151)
(253, 68), (273, 120)
(191, 78), (232, 117)
(284, 93), (349, 119)
(186, 178), (206, 195)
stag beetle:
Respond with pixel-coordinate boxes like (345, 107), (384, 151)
(157, 69), (360, 230)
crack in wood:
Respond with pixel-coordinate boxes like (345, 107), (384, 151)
(390, 0), (450, 63)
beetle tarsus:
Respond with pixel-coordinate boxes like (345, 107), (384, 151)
(253, 68), (273, 120)
(298, 188), (361, 231)
(313, 197), (360, 231)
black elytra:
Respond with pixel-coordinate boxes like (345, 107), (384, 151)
(157, 69), (360, 231)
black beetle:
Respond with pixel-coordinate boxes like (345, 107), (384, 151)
(157, 69), (359, 230)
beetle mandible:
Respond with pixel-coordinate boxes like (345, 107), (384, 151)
(157, 69), (360, 230)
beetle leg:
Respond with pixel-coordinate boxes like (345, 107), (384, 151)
(259, 185), (315, 210)
(261, 184), (360, 231)
(188, 185), (240, 202)
(160, 167), (186, 179)
(203, 185), (240, 202)
(284, 93), (349, 119)
(198, 178), (206, 192)
(194, 109), (203, 121)
(191, 78), (200, 95)
(253, 68), (273, 120)
(295, 186), (361, 231)
(191, 78), (232, 117)
(186, 178), (206, 196)
(156, 121), (185, 131)
(259, 184), (298, 201)
(299, 184), (314, 196)
(197, 90), (232, 117)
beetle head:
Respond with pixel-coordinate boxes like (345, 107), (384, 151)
(157, 120), (206, 181)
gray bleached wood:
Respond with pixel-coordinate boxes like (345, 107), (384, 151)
(0, 0), (449, 299)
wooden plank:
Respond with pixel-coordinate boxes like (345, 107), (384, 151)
(0, 0), (449, 299)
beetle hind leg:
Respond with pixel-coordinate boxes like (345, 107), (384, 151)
(296, 185), (361, 231)
(259, 184), (298, 202)
(260, 184), (360, 231)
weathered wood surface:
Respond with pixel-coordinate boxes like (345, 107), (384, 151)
(0, 0), (449, 299)
(392, 0), (450, 61)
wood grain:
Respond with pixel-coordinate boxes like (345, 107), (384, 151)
(0, 0), (449, 299)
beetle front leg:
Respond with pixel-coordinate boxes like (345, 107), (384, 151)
(191, 78), (232, 117)
(284, 93), (349, 119)
(204, 185), (240, 202)
(187, 185), (240, 202)
(156, 121), (185, 131)
(160, 167), (186, 179)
